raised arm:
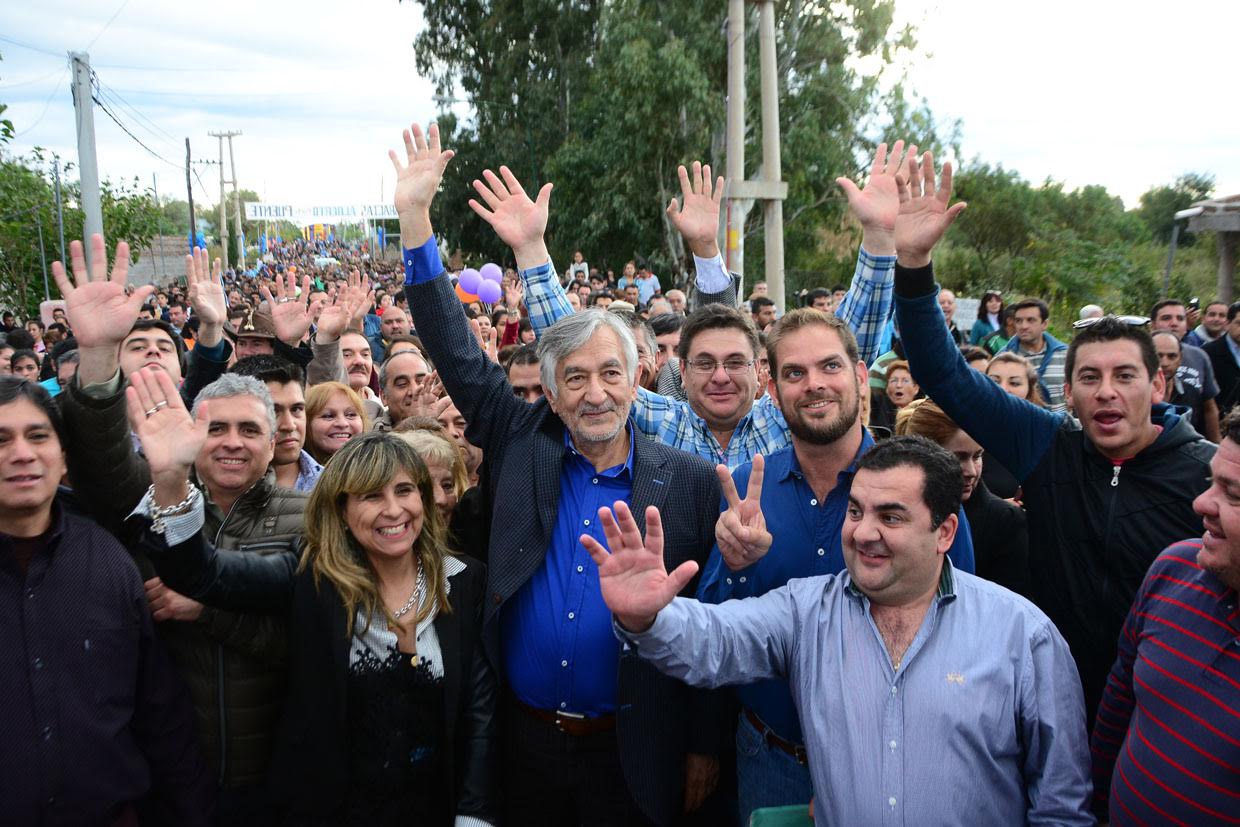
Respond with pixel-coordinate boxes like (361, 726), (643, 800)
(666, 161), (736, 309)
(890, 152), (1060, 479)
(394, 123), (536, 455)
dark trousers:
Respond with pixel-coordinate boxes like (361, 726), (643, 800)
(501, 699), (654, 827)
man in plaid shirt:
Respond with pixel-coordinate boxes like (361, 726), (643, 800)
(468, 149), (901, 468)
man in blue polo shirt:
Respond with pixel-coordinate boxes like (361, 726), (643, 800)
(698, 307), (975, 824)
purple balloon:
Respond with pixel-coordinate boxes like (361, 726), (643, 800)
(458, 268), (482, 293)
(480, 262), (503, 283)
(477, 279), (503, 304)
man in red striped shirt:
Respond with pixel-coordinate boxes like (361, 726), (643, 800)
(1091, 409), (1240, 824)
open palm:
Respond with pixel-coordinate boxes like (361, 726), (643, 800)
(51, 235), (153, 349)
(894, 151), (967, 261)
(835, 140), (912, 233)
(581, 502), (699, 632)
(391, 122), (455, 217)
(666, 161), (724, 255)
(469, 165), (552, 253)
(186, 248), (226, 325)
(125, 368), (208, 477)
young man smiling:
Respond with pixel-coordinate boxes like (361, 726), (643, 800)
(891, 151), (1215, 731)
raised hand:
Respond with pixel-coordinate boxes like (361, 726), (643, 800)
(893, 150), (967, 267)
(260, 272), (319, 345)
(315, 282), (364, 342)
(125, 367), (208, 484)
(390, 121), (455, 246)
(666, 161), (725, 258)
(51, 234), (153, 350)
(468, 165), (553, 270)
(185, 248), (226, 326)
(503, 275), (524, 311)
(581, 501), (700, 633)
(835, 140), (912, 254)
(469, 318), (500, 363)
(345, 268), (373, 330)
(714, 454), (772, 571)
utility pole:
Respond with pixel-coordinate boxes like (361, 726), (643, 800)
(723, 1), (787, 308)
(209, 132), (231, 269)
(226, 132), (245, 270)
(52, 156), (66, 263)
(152, 173), (164, 280)
(69, 52), (104, 267)
(185, 139), (197, 252)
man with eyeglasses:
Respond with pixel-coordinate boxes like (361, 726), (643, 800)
(890, 152), (1216, 739)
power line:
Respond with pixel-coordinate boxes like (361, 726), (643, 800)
(84, 0), (133, 52)
(94, 80), (180, 155)
(91, 91), (182, 172)
(0, 67), (65, 89)
(0, 34), (62, 58)
(14, 63), (70, 138)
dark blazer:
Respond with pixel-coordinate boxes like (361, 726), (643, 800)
(961, 479), (1030, 597)
(407, 275), (725, 825)
(1202, 335), (1240, 414)
(139, 530), (498, 824)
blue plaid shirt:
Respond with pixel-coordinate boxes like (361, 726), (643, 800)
(520, 249), (896, 468)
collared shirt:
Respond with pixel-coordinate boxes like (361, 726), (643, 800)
(502, 425), (636, 715)
(1090, 540), (1240, 824)
(0, 504), (209, 825)
(696, 434), (977, 742)
(293, 449), (323, 493)
(1017, 336), (1069, 413)
(521, 249), (895, 468)
(622, 562), (1093, 826)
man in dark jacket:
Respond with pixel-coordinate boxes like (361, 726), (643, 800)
(394, 122), (725, 825)
(1202, 299), (1240, 415)
(53, 238), (306, 822)
(888, 152), (1215, 728)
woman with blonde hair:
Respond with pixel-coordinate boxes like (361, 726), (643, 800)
(896, 398), (1029, 596)
(305, 381), (369, 465)
(392, 428), (468, 525)
(126, 368), (496, 825)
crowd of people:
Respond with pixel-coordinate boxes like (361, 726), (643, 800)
(1, 124), (1237, 827)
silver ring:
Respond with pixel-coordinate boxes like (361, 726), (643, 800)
(277, 296), (294, 304)
(145, 407), (160, 418)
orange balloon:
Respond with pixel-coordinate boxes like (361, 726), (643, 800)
(455, 283), (479, 303)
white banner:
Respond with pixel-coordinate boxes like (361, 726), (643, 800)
(244, 202), (399, 222)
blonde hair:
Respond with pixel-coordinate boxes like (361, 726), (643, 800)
(895, 398), (960, 444)
(300, 432), (453, 637)
(304, 381), (370, 464)
(393, 429), (469, 499)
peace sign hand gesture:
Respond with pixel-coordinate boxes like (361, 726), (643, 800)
(581, 502), (700, 634)
(714, 454), (772, 572)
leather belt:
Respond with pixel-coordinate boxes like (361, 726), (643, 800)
(512, 697), (616, 736)
(744, 708), (808, 766)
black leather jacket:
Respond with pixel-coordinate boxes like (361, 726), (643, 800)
(139, 529), (498, 824)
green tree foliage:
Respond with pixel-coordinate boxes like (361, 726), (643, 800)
(0, 150), (162, 318)
(407, 0), (925, 287)
(1136, 172), (1214, 245)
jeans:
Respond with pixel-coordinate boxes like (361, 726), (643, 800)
(735, 711), (813, 826)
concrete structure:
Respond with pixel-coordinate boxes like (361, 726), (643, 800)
(1188, 195), (1240, 302)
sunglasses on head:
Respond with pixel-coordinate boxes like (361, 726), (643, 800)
(1071, 314), (1151, 330)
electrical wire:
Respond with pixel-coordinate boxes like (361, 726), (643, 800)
(94, 80), (180, 153)
(91, 92), (182, 172)
(0, 67), (65, 89)
(0, 34), (62, 58)
(83, 0), (133, 52)
(13, 63), (70, 138)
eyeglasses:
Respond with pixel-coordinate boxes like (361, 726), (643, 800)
(1071, 314), (1150, 330)
(686, 358), (754, 375)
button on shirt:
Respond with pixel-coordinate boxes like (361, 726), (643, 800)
(697, 435), (976, 743)
(623, 562), (1093, 826)
(502, 426), (636, 715)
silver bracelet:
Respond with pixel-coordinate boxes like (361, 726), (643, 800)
(147, 483), (202, 535)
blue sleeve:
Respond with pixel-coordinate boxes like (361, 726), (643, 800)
(894, 266), (1062, 481)
(946, 505), (975, 574)
(403, 235), (445, 285)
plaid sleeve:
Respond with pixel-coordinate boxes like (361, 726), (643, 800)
(834, 247), (895, 366)
(521, 259), (574, 335)
(632, 386), (685, 440)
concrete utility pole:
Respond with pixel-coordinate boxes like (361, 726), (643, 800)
(152, 173), (164, 280)
(185, 139), (197, 252)
(52, 156), (66, 263)
(723, 1), (788, 307)
(69, 52), (104, 267)
(226, 132), (245, 270)
(209, 130), (241, 269)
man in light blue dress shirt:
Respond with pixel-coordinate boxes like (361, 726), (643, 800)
(583, 436), (1093, 826)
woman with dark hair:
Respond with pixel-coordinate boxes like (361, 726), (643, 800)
(896, 398), (1030, 595)
(970, 291), (1004, 345)
(126, 368), (496, 826)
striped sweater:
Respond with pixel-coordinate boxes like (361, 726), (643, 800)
(1091, 540), (1240, 824)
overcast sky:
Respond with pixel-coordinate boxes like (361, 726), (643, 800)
(2, 0), (1236, 219)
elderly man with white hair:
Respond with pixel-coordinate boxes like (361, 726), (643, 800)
(1078, 303), (1104, 320)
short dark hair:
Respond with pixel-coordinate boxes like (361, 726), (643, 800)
(831, 284), (847, 294)
(751, 296), (776, 312)
(1222, 406), (1240, 444)
(648, 313), (683, 337)
(960, 345), (990, 364)
(25, 319), (44, 331)
(4, 329), (34, 350)
(854, 435), (962, 529)
(1150, 329), (1181, 351)
(1010, 298), (1049, 322)
(168, 300), (187, 311)
(1228, 301), (1240, 323)
(1065, 316), (1159, 382)
(1205, 300), (1228, 313)
(587, 291), (612, 307)
(126, 319), (187, 373)
(0, 375), (65, 445)
(678, 303), (760, 360)
(10, 348), (38, 369)
(1149, 299), (1184, 319)
(804, 288), (831, 306)
(230, 354), (305, 387)
(504, 343), (539, 372)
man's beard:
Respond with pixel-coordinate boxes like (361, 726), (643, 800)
(571, 399), (629, 444)
(779, 382), (860, 446)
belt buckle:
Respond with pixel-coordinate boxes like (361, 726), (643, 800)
(555, 710), (586, 733)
